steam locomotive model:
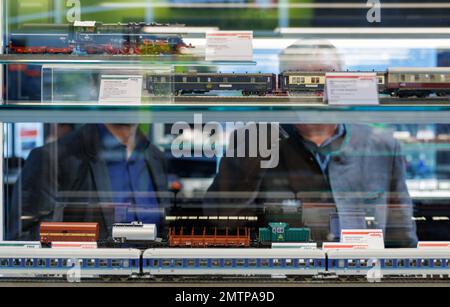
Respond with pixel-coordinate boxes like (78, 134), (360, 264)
(146, 68), (450, 98)
(8, 22), (191, 56)
(0, 246), (448, 282)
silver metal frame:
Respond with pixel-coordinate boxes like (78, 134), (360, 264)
(0, 0), (5, 241)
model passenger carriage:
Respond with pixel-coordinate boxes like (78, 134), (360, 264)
(147, 73), (277, 96)
(385, 68), (450, 98)
(0, 248), (141, 279)
(327, 249), (450, 278)
(142, 248), (327, 277)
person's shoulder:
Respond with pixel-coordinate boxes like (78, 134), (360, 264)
(348, 124), (399, 151)
(30, 125), (93, 159)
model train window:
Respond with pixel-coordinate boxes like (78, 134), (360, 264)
(223, 77), (229, 83)
(446, 259), (450, 267)
(175, 260), (183, 267)
(400, 74), (406, 82)
(99, 259), (108, 267)
(163, 260), (173, 267)
(312, 77), (320, 84)
(112, 260), (121, 268)
(50, 259), (58, 267)
(285, 259), (293, 267)
(298, 259), (306, 267)
(153, 260), (159, 267)
(397, 259), (406, 267)
(211, 260), (220, 267)
(87, 259), (96, 267)
(199, 259), (209, 267)
(359, 260), (367, 267)
(409, 259), (418, 267)
(37, 259), (46, 267)
(260, 259), (269, 267)
(434, 259), (443, 267)
(421, 259), (430, 267)
(188, 260), (196, 267)
(236, 259), (245, 267)
(248, 259), (257, 267)
(224, 259), (232, 267)
(272, 259), (281, 267)
(378, 77), (384, 84)
(251, 77), (256, 83)
(384, 259), (393, 267)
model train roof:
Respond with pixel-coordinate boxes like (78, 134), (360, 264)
(327, 248), (450, 258)
(144, 248), (325, 258)
(388, 67), (450, 73)
(0, 247), (141, 258)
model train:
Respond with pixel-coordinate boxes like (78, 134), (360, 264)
(8, 22), (191, 56)
(40, 222), (99, 246)
(0, 247), (448, 282)
(146, 68), (450, 98)
(40, 222), (311, 248)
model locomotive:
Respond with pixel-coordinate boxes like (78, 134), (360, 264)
(8, 22), (192, 56)
(146, 68), (450, 98)
(259, 223), (311, 247)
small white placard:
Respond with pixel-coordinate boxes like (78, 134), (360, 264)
(99, 75), (143, 105)
(417, 242), (450, 249)
(322, 242), (369, 251)
(74, 21), (96, 27)
(206, 31), (253, 61)
(325, 72), (379, 105)
(341, 229), (385, 249)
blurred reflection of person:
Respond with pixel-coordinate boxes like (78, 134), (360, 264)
(9, 124), (168, 240)
(206, 41), (418, 247)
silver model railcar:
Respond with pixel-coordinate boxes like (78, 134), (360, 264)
(0, 248), (141, 279)
(142, 248), (326, 277)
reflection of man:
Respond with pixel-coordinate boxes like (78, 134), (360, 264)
(206, 41), (417, 247)
(10, 124), (168, 240)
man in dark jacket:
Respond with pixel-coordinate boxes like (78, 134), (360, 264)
(9, 124), (169, 240)
(206, 124), (418, 247)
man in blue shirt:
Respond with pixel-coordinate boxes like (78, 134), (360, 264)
(11, 124), (168, 240)
(97, 124), (162, 225)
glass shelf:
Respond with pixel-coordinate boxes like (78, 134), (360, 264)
(0, 54), (257, 66)
(3, 103), (450, 124)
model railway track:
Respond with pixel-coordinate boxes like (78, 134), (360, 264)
(173, 96), (450, 105)
(0, 276), (449, 285)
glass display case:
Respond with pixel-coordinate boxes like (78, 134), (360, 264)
(1, 0), (450, 288)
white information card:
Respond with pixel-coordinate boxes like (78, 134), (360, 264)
(325, 72), (379, 105)
(341, 229), (385, 249)
(417, 242), (450, 249)
(206, 31), (253, 61)
(98, 75), (143, 105)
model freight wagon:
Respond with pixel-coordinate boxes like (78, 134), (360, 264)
(39, 222), (99, 245)
(259, 223), (311, 246)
